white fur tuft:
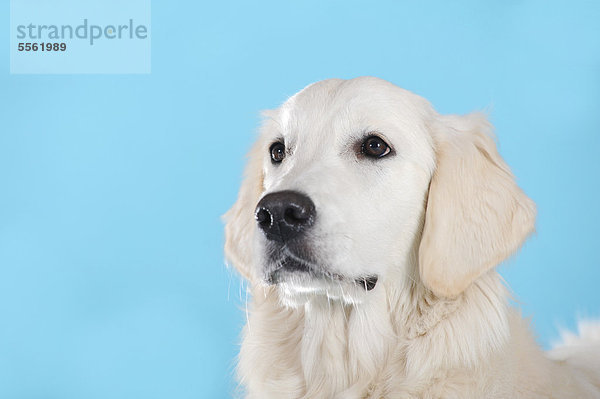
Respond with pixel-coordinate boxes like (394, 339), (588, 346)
(552, 319), (600, 349)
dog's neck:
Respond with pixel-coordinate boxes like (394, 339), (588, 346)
(239, 263), (511, 398)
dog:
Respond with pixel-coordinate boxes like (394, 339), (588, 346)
(224, 77), (600, 398)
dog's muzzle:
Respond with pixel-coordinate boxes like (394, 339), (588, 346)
(254, 190), (379, 292)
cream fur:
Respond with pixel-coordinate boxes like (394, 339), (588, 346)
(224, 77), (600, 398)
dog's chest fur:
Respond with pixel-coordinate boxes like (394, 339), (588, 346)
(236, 273), (555, 399)
(238, 271), (600, 399)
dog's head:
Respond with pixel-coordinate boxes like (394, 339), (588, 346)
(225, 77), (535, 306)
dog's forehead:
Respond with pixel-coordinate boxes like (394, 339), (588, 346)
(274, 77), (432, 143)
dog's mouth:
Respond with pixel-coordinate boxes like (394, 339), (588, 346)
(265, 247), (378, 292)
(358, 275), (379, 291)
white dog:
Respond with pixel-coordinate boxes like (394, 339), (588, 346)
(224, 77), (600, 398)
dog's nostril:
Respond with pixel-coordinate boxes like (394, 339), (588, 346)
(284, 206), (310, 224)
(255, 208), (272, 227)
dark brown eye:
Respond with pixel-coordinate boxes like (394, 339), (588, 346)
(270, 142), (286, 163)
(361, 135), (391, 158)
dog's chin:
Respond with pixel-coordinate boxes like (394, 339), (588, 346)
(276, 280), (370, 308)
(265, 258), (378, 308)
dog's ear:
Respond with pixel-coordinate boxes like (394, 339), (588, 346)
(419, 113), (536, 298)
(224, 134), (266, 282)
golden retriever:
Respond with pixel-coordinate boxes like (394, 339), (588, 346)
(224, 77), (600, 398)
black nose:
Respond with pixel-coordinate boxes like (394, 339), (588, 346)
(255, 190), (316, 243)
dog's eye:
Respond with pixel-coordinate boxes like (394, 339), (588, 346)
(361, 135), (391, 159)
(270, 142), (286, 163)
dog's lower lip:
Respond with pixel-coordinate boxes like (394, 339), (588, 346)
(268, 262), (379, 293)
(267, 257), (311, 284)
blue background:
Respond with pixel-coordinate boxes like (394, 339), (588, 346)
(1, 1), (599, 398)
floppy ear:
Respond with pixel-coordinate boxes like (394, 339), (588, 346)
(224, 136), (266, 282)
(419, 113), (536, 298)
